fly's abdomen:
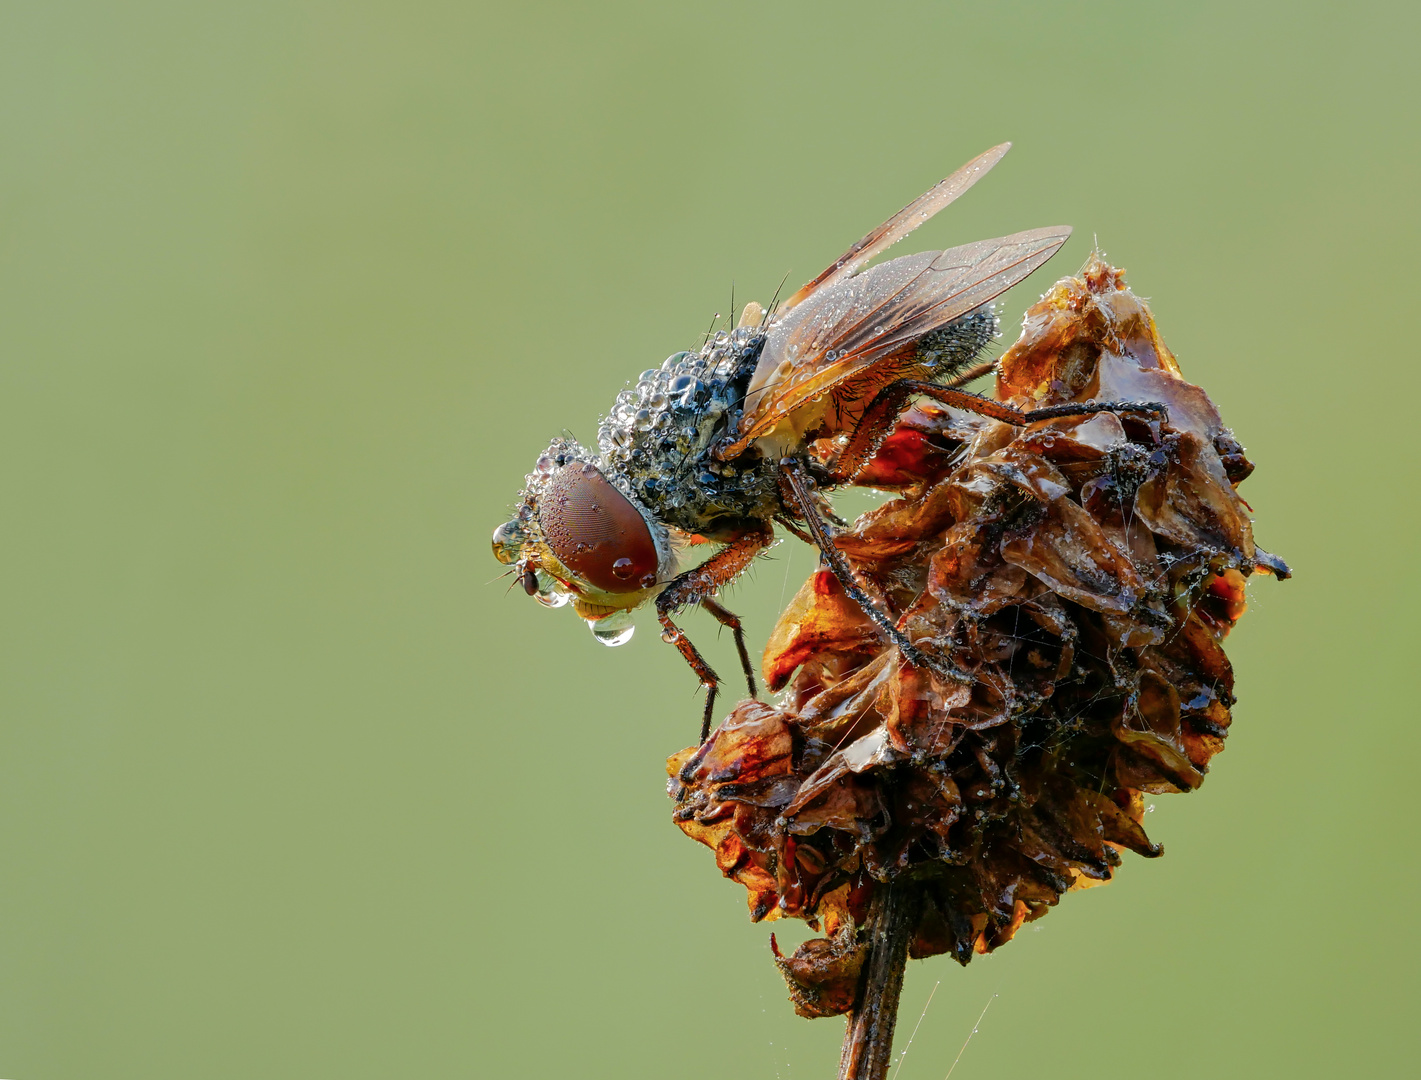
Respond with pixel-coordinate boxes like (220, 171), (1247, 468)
(915, 305), (999, 381)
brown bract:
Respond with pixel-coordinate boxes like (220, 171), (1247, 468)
(668, 256), (1287, 1019)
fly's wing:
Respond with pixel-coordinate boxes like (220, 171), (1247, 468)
(731, 227), (1071, 451)
(780, 143), (1012, 313)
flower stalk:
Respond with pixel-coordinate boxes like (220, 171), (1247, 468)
(838, 880), (922, 1080)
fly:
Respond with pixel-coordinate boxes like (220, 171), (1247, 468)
(491, 143), (1165, 740)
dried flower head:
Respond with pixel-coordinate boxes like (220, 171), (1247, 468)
(669, 256), (1288, 1019)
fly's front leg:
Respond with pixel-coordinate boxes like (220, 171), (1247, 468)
(655, 523), (773, 742)
(778, 459), (971, 685)
(701, 596), (757, 699)
(654, 608), (722, 745)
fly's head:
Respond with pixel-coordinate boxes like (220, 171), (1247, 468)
(492, 438), (671, 646)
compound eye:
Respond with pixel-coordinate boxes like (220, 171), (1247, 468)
(537, 462), (658, 593)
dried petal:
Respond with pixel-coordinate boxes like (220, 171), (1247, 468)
(669, 257), (1285, 1017)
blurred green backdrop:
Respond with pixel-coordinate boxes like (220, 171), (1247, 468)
(0, 1), (1416, 1077)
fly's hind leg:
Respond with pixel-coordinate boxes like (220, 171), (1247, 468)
(828, 381), (921, 483)
(655, 523), (773, 742)
(897, 381), (1168, 427)
(829, 379), (1169, 484)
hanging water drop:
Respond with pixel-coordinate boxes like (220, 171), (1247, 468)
(588, 609), (636, 646)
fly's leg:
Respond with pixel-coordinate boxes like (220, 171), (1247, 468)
(829, 380), (1168, 484)
(897, 381), (1168, 427)
(774, 514), (817, 547)
(655, 610), (722, 745)
(828, 381), (921, 483)
(700, 596), (757, 699)
(943, 358), (998, 387)
(778, 459), (971, 685)
(655, 523), (773, 742)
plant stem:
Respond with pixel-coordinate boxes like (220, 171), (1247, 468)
(838, 880), (921, 1080)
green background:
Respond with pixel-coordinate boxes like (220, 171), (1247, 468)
(1, 1), (1415, 1077)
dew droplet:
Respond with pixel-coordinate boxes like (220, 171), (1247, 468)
(589, 609), (635, 646)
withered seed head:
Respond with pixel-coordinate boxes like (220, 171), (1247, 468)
(669, 256), (1287, 1017)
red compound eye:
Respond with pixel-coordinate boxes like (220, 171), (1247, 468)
(537, 462), (658, 593)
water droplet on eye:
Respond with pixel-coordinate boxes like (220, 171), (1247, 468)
(611, 557), (636, 579)
(588, 609), (635, 646)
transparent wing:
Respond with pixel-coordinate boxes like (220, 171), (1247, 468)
(779, 143), (1012, 312)
(733, 226), (1071, 449)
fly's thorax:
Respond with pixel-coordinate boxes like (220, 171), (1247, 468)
(739, 305), (1001, 461)
(595, 328), (780, 536)
(491, 437), (675, 646)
